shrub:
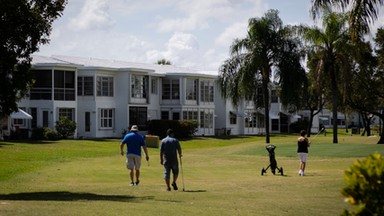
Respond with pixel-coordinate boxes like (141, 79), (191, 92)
(55, 116), (76, 139)
(148, 120), (198, 139)
(341, 152), (384, 215)
(46, 128), (60, 140)
(31, 127), (48, 140)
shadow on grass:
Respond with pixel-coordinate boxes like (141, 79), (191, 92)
(182, 190), (207, 193)
(0, 191), (154, 202)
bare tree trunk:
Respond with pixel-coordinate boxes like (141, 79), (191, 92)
(263, 76), (270, 143)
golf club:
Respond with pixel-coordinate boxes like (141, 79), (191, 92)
(180, 156), (185, 191)
(311, 127), (325, 142)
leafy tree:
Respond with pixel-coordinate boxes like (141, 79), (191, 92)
(156, 59), (172, 65)
(299, 10), (351, 143)
(341, 152), (384, 215)
(311, 0), (384, 41)
(218, 10), (305, 143)
(0, 0), (67, 117)
(55, 116), (76, 139)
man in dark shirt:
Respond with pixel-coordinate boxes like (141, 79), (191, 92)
(160, 129), (182, 191)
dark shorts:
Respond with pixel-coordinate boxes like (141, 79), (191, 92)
(163, 163), (179, 179)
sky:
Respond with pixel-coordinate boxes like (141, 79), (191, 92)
(36, 0), (384, 71)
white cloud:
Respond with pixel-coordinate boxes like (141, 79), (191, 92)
(215, 22), (248, 47)
(155, 0), (262, 32)
(69, 0), (114, 31)
(146, 32), (200, 67)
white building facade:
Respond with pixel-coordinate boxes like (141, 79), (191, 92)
(10, 55), (352, 139)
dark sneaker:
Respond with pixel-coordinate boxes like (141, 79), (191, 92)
(172, 182), (178, 190)
(167, 187), (171, 191)
(135, 180), (140, 186)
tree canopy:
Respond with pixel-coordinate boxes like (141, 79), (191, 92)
(0, 0), (67, 117)
(218, 9), (305, 143)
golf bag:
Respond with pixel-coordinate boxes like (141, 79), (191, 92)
(261, 144), (284, 176)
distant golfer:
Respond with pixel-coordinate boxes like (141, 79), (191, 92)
(160, 129), (182, 191)
(297, 130), (310, 176)
(120, 125), (149, 186)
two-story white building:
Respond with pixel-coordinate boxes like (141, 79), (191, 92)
(4, 55), (353, 139)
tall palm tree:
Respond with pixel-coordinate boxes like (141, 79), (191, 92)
(218, 9), (305, 143)
(311, 0), (384, 40)
(300, 10), (351, 143)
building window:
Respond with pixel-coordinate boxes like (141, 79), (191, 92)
(97, 76), (114, 97)
(43, 111), (49, 127)
(230, 112), (237, 124)
(131, 75), (148, 99)
(129, 107), (147, 130)
(78, 76), (94, 96)
(54, 70), (75, 101)
(85, 112), (90, 132)
(186, 79), (198, 100)
(173, 112), (180, 120)
(30, 108), (37, 128)
(162, 79), (179, 100)
(244, 111), (257, 128)
(151, 78), (158, 94)
(30, 70), (52, 100)
(100, 108), (114, 129)
(200, 80), (214, 102)
(59, 108), (75, 121)
(272, 119), (279, 131)
(161, 111), (169, 120)
(183, 110), (198, 121)
(200, 110), (213, 128)
(271, 90), (278, 103)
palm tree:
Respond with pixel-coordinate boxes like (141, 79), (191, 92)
(156, 59), (172, 65)
(311, 0), (384, 40)
(300, 10), (351, 143)
(218, 9), (305, 143)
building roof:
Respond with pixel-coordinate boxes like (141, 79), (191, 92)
(32, 55), (218, 78)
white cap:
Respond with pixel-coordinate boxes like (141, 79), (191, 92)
(130, 125), (139, 132)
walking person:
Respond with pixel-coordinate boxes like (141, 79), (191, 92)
(160, 129), (182, 191)
(120, 125), (149, 186)
(297, 130), (310, 176)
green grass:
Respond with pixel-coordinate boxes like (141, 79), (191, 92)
(0, 134), (383, 216)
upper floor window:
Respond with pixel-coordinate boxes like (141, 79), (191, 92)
(97, 76), (113, 97)
(200, 80), (214, 102)
(186, 78), (198, 100)
(78, 76), (94, 96)
(151, 78), (158, 94)
(54, 70), (75, 101)
(131, 75), (148, 99)
(30, 70), (52, 100)
(162, 79), (179, 100)
(271, 90), (278, 103)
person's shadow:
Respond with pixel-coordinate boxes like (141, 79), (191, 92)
(0, 191), (153, 202)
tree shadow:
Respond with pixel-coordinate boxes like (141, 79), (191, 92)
(0, 191), (154, 202)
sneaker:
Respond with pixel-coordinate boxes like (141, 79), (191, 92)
(130, 182), (135, 186)
(167, 187), (171, 191)
(171, 182), (178, 190)
(135, 180), (140, 186)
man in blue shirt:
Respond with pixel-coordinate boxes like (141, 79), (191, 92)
(120, 125), (149, 186)
(160, 129), (182, 191)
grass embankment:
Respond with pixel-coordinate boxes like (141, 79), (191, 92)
(0, 133), (382, 216)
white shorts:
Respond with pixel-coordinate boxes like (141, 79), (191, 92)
(297, 153), (308, 163)
(126, 154), (142, 170)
